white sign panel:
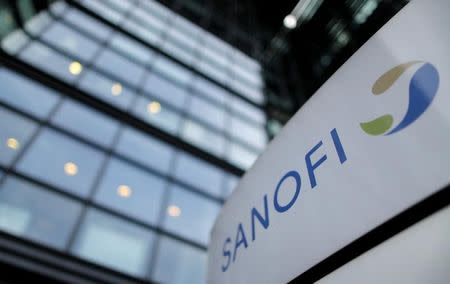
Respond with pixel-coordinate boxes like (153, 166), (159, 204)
(208, 0), (450, 283)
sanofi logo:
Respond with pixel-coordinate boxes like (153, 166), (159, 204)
(220, 128), (348, 272)
(360, 61), (440, 135)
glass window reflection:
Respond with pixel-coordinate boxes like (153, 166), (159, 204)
(0, 176), (82, 250)
(71, 209), (155, 277)
(188, 96), (226, 131)
(110, 33), (154, 64)
(173, 152), (224, 197)
(94, 158), (167, 225)
(143, 73), (188, 110)
(180, 119), (226, 157)
(114, 127), (175, 174)
(51, 99), (120, 148)
(152, 56), (193, 86)
(0, 68), (60, 119)
(152, 236), (207, 284)
(16, 128), (105, 198)
(162, 185), (220, 245)
(63, 8), (112, 41)
(0, 107), (38, 167)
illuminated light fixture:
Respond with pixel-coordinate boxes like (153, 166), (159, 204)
(64, 162), (78, 176)
(68, 61), (83, 75)
(147, 101), (161, 114)
(6, 137), (19, 150)
(167, 205), (181, 217)
(283, 14), (297, 29)
(117, 185), (132, 198)
(111, 83), (122, 96)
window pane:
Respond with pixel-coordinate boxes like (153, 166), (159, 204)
(19, 42), (85, 83)
(188, 96), (226, 131)
(152, 56), (193, 86)
(78, 70), (136, 111)
(133, 96), (181, 135)
(152, 236), (207, 284)
(163, 185), (220, 245)
(0, 176), (81, 250)
(173, 152), (224, 197)
(143, 73), (188, 110)
(71, 209), (155, 277)
(224, 174), (239, 198)
(114, 127), (175, 174)
(0, 107), (38, 167)
(195, 59), (230, 85)
(180, 119), (226, 157)
(161, 39), (194, 66)
(227, 142), (258, 170)
(80, 0), (124, 24)
(122, 18), (162, 46)
(24, 11), (52, 36)
(63, 8), (112, 41)
(1, 29), (29, 54)
(229, 117), (267, 150)
(230, 96), (266, 125)
(130, 7), (167, 32)
(41, 22), (100, 62)
(51, 100), (120, 148)
(94, 158), (166, 225)
(0, 68), (60, 119)
(110, 33), (154, 64)
(16, 128), (105, 198)
(94, 49), (145, 87)
(191, 76), (229, 105)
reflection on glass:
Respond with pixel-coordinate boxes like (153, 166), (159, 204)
(51, 99), (120, 148)
(63, 8), (112, 41)
(1, 29), (29, 54)
(229, 117), (267, 150)
(16, 128), (105, 198)
(41, 22), (100, 62)
(122, 18), (163, 46)
(0, 68), (60, 119)
(109, 33), (154, 64)
(180, 119), (226, 157)
(162, 185), (220, 245)
(71, 209), (155, 277)
(173, 152), (224, 198)
(78, 70), (136, 110)
(94, 158), (166, 225)
(24, 11), (52, 36)
(191, 76), (229, 105)
(143, 73), (188, 110)
(188, 96), (226, 131)
(0, 177), (81, 250)
(94, 49), (145, 87)
(152, 236), (207, 284)
(230, 96), (266, 125)
(227, 142), (258, 170)
(152, 56), (193, 86)
(133, 96), (181, 135)
(114, 127), (175, 174)
(79, 0), (124, 24)
(0, 107), (37, 167)
(131, 7), (167, 33)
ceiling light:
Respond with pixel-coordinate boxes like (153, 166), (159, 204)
(111, 83), (122, 96)
(117, 185), (132, 198)
(6, 137), (19, 150)
(147, 101), (161, 114)
(167, 205), (181, 217)
(64, 162), (78, 176)
(68, 61), (83, 75)
(283, 14), (297, 29)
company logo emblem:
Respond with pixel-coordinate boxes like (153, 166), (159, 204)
(360, 61), (439, 135)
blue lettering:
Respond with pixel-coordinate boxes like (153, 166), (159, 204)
(305, 141), (327, 189)
(331, 128), (347, 164)
(233, 223), (248, 262)
(273, 171), (302, 213)
(221, 238), (232, 272)
(251, 194), (270, 241)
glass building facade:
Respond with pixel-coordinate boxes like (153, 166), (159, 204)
(0, 0), (268, 283)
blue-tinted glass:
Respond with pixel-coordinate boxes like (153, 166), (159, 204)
(229, 77), (264, 105)
(0, 177), (81, 250)
(63, 8), (112, 41)
(0, 68), (60, 119)
(80, 0), (125, 24)
(122, 18), (163, 47)
(110, 33), (154, 64)
(1, 29), (29, 54)
(161, 39), (194, 66)
(48, 0), (68, 16)
(232, 49), (261, 72)
(180, 119), (226, 157)
(41, 22), (100, 62)
(229, 117), (267, 150)
(143, 73), (188, 110)
(94, 158), (166, 225)
(173, 152), (224, 197)
(16, 128), (105, 198)
(162, 185), (220, 245)
(94, 49), (145, 87)
(136, 0), (172, 21)
(152, 56), (193, 86)
(104, 0), (135, 12)
(114, 127), (175, 174)
(227, 142), (258, 170)
(51, 100), (120, 148)
(78, 70), (136, 111)
(19, 42), (84, 83)
(230, 96), (266, 125)
(133, 96), (181, 135)
(195, 59), (230, 85)
(188, 96), (226, 131)
(71, 209), (155, 277)
(224, 174), (239, 198)
(0, 107), (38, 167)
(152, 236), (207, 284)
(191, 76), (229, 105)
(131, 7), (167, 32)
(24, 11), (52, 36)
(200, 44), (230, 70)
(233, 63), (263, 88)
(166, 24), (198, 51)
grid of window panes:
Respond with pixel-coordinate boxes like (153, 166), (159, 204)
(2, 0), (267, 170)
(0, 0), (265, 283)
